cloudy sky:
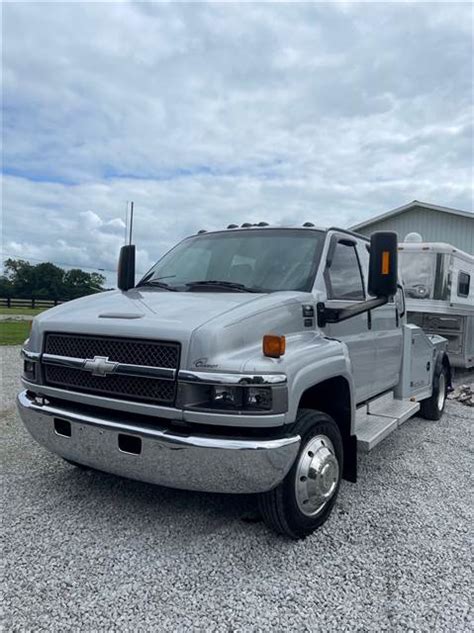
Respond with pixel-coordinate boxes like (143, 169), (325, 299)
(2, 1), (473, 284)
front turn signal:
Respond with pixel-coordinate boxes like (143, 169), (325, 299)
(263, 334), (286, 358)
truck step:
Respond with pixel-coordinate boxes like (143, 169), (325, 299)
(368, 395), (420, 426)
(355, 394), (420, 452)
(355, 413), (398, 452)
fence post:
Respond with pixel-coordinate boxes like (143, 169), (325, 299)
(32, 298), (35, 309)
(54, 299), (58, 306)
(7, 297), (11, 308)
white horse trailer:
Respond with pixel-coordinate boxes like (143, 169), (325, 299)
(398, 234), (473, 369)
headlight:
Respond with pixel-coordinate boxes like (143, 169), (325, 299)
(21, 348), (40, 382)
(24, 360), (36, 377)
(23, 359), (37, 381)
(176, 374), (288, 414)
(210, 386), (273, 411)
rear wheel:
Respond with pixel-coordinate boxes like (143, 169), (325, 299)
(258, 409), (343, 539)
(420, 362), (448, 420)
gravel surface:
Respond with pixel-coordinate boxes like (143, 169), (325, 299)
(2, 346), (473, 631)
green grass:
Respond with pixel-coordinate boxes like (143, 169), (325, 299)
(0, 321), (31, 345)
(0, 307), (47, 316)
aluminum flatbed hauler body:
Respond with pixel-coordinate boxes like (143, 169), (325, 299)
(399, 236), (473, 369)
(18, 225), (451, 538)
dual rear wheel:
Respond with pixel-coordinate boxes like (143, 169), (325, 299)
(420, 362), (449, 420)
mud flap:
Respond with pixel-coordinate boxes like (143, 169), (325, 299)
(342, 433), (357, 482)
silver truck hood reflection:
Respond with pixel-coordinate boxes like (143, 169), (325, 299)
(35, 289), (264, 338)
(30, 288), (312, 370)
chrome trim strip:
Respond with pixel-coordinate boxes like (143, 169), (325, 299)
(178, 371), (287, 385)
(183, 409), (286, 428)
(42, 353), (87, 369)
(41, 353), (176, 380)
(21, 349), (41, 361)
(114, 364), (175, 380)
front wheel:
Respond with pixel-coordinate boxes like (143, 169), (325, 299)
(258, 409), (343, 539)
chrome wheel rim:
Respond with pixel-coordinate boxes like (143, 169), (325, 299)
(295, 434), (339, 517)
(437, 373), (446, 411)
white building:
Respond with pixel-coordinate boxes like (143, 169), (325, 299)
(350, 200), (474, 255)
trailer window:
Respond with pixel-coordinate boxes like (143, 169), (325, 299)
(457, 272), (470, 297)
(399, 252), (450, 301)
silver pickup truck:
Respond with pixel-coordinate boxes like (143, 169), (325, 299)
(18, 225), (451, 539)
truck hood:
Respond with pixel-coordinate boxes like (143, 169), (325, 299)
(33, 288), (263, 337)
(29, 288), (315, 371)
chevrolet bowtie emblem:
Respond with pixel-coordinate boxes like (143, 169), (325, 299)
(83, 356), (118, 377)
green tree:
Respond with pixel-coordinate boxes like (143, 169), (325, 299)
(63, 269), (106, 299)
(1, 258), (106, 300)
(0, 275), (13, 297)
(33, 262), (65, 298)
(3, 259), (36, 298)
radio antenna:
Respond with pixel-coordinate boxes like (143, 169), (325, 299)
(124, 200), (129, 244)
(129, 201), (134, 245)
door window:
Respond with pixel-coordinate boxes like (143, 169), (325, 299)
(326, 241), (365, 300)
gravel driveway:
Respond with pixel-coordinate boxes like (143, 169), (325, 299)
(2, 345), (472, 631)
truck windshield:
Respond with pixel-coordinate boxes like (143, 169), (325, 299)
(140, 229), (325, 292)
(399, 252), (450, 300)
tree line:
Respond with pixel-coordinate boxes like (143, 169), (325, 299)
(0, 258), (107, 300)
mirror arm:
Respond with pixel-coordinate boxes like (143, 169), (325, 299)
(317, 297), (389, 327)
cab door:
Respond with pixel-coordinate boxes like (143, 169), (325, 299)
(321, 236), (378, 404)
(357, 243), (403, 393)
(370, 301), (403, 392)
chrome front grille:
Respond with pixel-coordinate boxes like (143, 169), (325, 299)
(44, 333), (179, 368)
(43, 364), (176, 404)
(41, 333), (180, 406)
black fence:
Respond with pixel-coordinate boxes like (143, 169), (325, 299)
(0, 297), (67, 310)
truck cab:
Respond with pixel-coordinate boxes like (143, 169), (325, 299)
(18, 224), (451, 539)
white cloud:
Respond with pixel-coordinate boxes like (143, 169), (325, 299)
(2, 1), (473, 286)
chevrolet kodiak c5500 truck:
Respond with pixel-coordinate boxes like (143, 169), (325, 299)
(18, 225), (451, 539)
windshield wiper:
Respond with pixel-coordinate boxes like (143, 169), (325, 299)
(136, 280), (178, 291)
(185, 280), (260, 293)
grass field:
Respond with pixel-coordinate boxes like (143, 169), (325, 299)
(0, 307), (47, 316)
(0, 321), (31, 345)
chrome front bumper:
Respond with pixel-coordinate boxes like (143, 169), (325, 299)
(17, 390), (300, 494)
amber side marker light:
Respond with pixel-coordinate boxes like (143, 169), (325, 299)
(381, 251), (390, 275)
(263, 334), (286, 358)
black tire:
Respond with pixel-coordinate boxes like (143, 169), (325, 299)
(420, 362), (448, 421)
(63, 458), (91, 471)
(258, 409), (343, 539)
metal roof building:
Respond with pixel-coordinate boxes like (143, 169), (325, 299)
(350, 201), (474, 254)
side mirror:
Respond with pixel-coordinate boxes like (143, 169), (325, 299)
(117, 245), (136, 291)
(368, 232), (398, 298)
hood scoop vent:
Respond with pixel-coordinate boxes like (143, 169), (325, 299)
(98, 312), (144, 320)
